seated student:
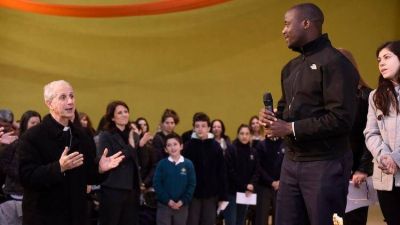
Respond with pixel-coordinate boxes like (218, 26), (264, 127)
(153, 133), (196, 225)
(183, 112), (228, 225)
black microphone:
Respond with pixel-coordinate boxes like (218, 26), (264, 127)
(263, 92), (279, 141)
(263, 92), (273, 112)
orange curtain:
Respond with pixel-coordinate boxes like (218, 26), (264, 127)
(0, 0), (230, 17)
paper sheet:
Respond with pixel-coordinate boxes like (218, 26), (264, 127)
(345, 177), (378, 213)
(236, 192), (257, 205)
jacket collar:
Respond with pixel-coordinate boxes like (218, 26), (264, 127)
(291, 33), (331, 57)
(191, 132), (214, 140)
(42, 114), (76, 138)
(168, 155), (184, 165)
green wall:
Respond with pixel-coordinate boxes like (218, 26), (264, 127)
(0, 0), (399, 136)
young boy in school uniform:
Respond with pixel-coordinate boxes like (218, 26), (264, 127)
(153, 133), (196, 225)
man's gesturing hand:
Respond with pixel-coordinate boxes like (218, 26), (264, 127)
(59, 147), (84, 173)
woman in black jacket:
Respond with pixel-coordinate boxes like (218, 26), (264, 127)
(97, 101), (141, 225)
(338, 48), (373, 225)
(224, 124), (258, 225)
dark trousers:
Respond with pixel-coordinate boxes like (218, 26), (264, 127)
(344, 206), (368, 225)
(275, 151), (352, 225)
(99, 187), (139, 225)
(255, 185), (276, 225)
(187, 196), (218, 225)
(377, 186), (400, 225)
(223, 194), (248, 225)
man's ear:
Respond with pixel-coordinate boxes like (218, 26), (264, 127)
(45, 100), (52, 109)
(303, 19), (311, 29)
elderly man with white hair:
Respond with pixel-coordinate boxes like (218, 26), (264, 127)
(18, 80), (124, 225)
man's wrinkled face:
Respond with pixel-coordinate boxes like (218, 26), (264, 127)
(47, 83), (75, 121)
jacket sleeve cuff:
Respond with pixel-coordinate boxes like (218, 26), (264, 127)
(390, 151), (400, 168)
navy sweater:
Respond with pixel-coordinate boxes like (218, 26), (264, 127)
(256, 139), (284, 187)
(153, 157), (196, 205)
(225, 140), (259, 194)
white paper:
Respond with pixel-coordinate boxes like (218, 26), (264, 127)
(236, 192), (257, 205)
(345, 177), (378, 213)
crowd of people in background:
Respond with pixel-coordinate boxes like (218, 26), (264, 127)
(0, 2), (399, 225)
(0, 102), (284, 225)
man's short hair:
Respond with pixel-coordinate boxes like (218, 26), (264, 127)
(192, 112), (210, 127)
(164, 133), (183, 147)
(290, 3), (324, 28)
(43, 80), (71, 103)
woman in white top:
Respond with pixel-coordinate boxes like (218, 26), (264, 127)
(211, 119), (231, 156)
(364, 40), (400, 225)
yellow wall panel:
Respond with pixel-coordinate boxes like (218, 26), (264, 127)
(0, 0), (399, 136)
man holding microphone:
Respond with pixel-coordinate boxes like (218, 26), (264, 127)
(259, 3), (359, 225)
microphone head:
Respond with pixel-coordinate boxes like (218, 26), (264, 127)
(263, 92), (273, 105)
(263, 92), (273, 112)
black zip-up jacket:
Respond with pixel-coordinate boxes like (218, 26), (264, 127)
(256, 139), (284, 187)
(225, 140), (259, 194)
(97, 129), (141, 191)
(183, 135), (227, 200)
(350, 86), (373, 176)
(277, 34), (359, 161)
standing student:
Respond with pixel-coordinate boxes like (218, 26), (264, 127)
(183, 112), (227, 225)
(255, 138), (284, 225)
(153, 133), (196, 225)
(364, 40), (400, 225)
(135, 117), (158, 225)
(259, 3), (358, 225)
(153, 109), (180, 160)
(248, 116), (265, 148)
(224, 124), (258, 225)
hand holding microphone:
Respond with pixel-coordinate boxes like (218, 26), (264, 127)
(260, 92), (278, 127)
(259, 92), (292, 139)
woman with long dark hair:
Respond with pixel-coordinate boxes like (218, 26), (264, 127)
(78, 112), (96, 137)
(0, 110), (41, 225)
(248, 116), (264, 147)
(364, 40), (400, 225)
(97, 101), (141, 225)
(211, 119), (231, 156)
(338, 48), (373, 225)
